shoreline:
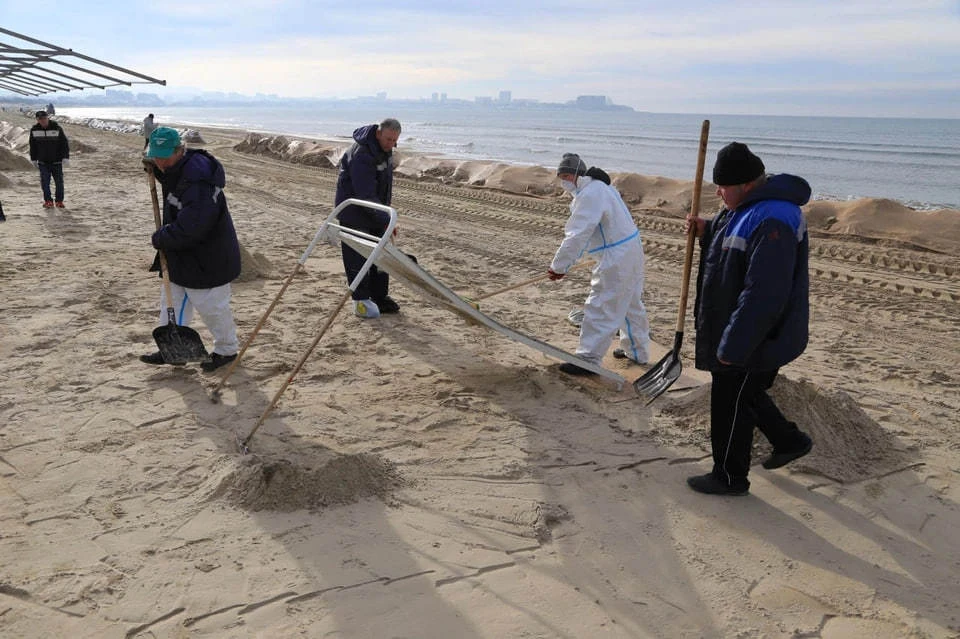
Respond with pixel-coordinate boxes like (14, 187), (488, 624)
(3, 111), (960, 255)
(12, 104), (960, 211)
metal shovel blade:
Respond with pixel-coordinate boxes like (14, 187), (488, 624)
(153, 323), (208, 364)
(633, 350), (682, 405)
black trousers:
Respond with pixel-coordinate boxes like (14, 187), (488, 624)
(710, 369), (803, 482)
(341, 242), (389, 302)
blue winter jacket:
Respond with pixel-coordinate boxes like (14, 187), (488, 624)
(151, 149), (241, 289)
(334, 124), (394, 233)
(694, 174), (811, 372)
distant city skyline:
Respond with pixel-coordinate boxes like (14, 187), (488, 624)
(1, 1), (958, 118)
(1, 88), (636, 113)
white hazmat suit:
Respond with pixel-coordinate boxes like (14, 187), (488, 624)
(550, 176), (650, 365)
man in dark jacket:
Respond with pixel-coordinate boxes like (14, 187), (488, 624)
(29, 110), (70, 208)
(686, 142), (813, 496)
(334, 118), (401, 318)
(140, 127), (241, 372)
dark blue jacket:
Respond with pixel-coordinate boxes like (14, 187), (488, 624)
(334, 124), (394, 232)
(694, 174), (811, 372)
(151, 149), (241, 289)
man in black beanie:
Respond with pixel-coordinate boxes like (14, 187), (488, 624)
(684, 142), (814, 496)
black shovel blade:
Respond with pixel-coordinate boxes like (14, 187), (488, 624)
(632, 350), (682, 405)
(153, 324), (208, 364)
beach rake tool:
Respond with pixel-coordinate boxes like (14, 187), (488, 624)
(633, 119), (710, 404)
(146, 169), (208, 364)
(234, 198), (399, 454)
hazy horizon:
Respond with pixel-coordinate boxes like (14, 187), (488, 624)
(2, 1), (958, 119)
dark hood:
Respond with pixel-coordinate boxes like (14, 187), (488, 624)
(353, 124), (389, 158)
(166, 149), (226, 189)
(737, 173), (811, 210)
(585, 166), (611, 185)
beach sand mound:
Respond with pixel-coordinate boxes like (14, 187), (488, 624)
(182, 129), (206, 144)
(208, 452), (402, 512)
(0, 172), (11, 188)
(652, 375), (915, 483)
(0, 121), (29, 149)
(615, 173), (720, 216)
(237, 244), (273, 281)
(805, 198), (960, 254)
(234, 132), (339, 168)
(0, 146), (32, 171)
(70, 139), (97, 154)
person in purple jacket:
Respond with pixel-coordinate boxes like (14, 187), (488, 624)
(685, 142), (814, 496)
(139, 127), (241, 372)
(334, 118), (402, 318)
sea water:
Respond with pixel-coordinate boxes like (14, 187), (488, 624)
(57, 105), (960, 210)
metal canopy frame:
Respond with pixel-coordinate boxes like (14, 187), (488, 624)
(0, 27), (165, 97)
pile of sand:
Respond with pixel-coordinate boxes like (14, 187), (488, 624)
(237, 244), (273, 281)
(208, 453), (402, 512)
(233, 132), (341, 168)
(0, 146), (32, 172)
(0, 120), (29, 149)
(806, 197), (960, 254)
(651, 375), (916, 483)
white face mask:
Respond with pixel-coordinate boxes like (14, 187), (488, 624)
(560, 179), (577, 194)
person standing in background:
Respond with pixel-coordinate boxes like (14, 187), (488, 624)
(142, 114), (157, 150)
(334, 118), (402, 318)
(29, 110), (69, 208)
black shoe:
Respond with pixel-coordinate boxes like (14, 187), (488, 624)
(375, 296), (400, 313)
(762, 432), (813, 469)
(687, 472), (750, 496)
(201, 353), (237, 372)
(139, 351), (166, 365)
(558, 362), (597, 376)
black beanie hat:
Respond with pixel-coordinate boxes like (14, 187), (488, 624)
(557, 153), (587, 176)
(712, 142), (765, 186)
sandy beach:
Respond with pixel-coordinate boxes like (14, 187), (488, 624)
(2, 111), (959, 638)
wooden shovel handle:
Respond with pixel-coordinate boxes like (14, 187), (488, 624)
(147, 169), (177, 324)
(675, 120), (710, 333)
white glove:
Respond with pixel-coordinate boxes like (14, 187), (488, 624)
(62, 158), (70, 167)
(31, 160), (39, 168)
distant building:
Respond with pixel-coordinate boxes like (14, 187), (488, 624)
(498, 90), (511, 104)
(376, 92), (387, 100)
(440, 92), (447, 102)
(575, 95), (609, 109)
(432, 92), (439, 102)
(475, 96), (494, 105)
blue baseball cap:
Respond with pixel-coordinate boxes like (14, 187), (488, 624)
(146, 126), (182, 159)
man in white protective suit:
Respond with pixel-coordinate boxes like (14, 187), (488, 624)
(548, 153), (651, 376)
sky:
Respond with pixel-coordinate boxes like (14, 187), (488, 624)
(2, 0), (959, 118)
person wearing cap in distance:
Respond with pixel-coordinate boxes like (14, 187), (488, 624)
(549, 153), (651, 376)
(334, 118), (402, 318)
(140, 126), (241, 373)
(685, 142), (814, 496)
(29, 110), (70, 208)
